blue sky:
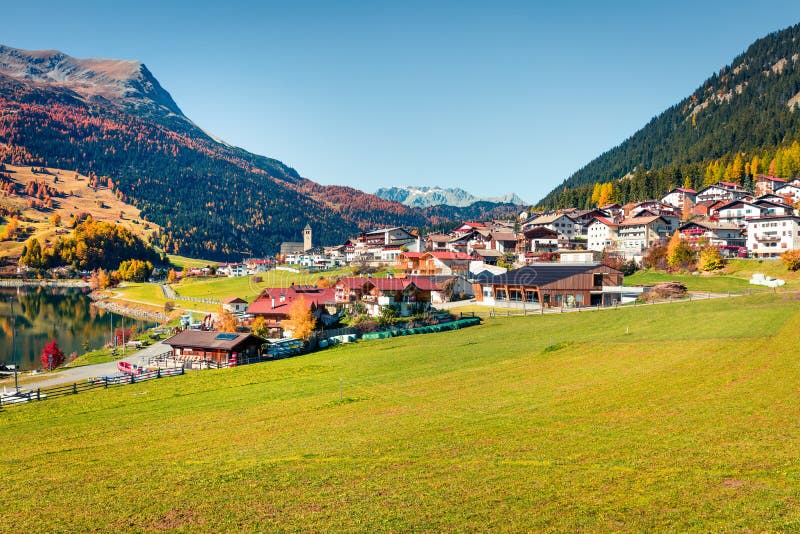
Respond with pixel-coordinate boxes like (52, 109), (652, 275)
(6, 1), (800, 203)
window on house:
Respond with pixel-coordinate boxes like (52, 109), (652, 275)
(593, 273), (603, 286)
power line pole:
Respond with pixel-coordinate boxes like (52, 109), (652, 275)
(10, 297), (18, 393)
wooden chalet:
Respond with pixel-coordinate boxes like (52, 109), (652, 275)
(164, 331), (265, 366)
(475, 264), (623, 308)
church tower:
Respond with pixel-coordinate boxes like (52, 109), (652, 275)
(303, 223), (312, 251)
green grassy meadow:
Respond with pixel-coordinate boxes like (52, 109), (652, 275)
(173, 267), (356, 300)
(3, 293), (800, 530)
(624, 258), (800, 293)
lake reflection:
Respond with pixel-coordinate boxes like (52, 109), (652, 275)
(0, 286), (155, 371)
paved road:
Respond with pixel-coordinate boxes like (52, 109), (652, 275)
(26, 342), (171, 390)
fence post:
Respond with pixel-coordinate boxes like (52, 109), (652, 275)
(157, 368), (161, 378)
(130, 374), (135, 384)
(37, 388), (40, 400)
(104, 377), (108, 388)
(72, 383), (77, 394)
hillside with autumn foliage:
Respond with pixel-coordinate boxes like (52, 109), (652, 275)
(0, 46), (519, 261)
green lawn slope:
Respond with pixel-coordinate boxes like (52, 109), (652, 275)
(2, 293), (800, 530)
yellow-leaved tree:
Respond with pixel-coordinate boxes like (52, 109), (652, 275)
(217, 304), (238, 333)
(697, 246), (724, 272)
(251, 316), (269, 338)
(285, 296), (316, 340)
(666, 231), (694, 270)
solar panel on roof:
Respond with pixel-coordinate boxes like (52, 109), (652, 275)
(215, 333), (238, 340)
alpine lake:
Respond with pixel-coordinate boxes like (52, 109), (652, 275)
(0, 286), (155, 371)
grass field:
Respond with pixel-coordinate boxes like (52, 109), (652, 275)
(166, 254), (217, 270)
(624, 258), (799, 293)
(173, 267), (356, 300)
(3, 293), (800, 530)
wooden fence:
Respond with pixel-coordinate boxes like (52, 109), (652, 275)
(0, 367), (185, 410)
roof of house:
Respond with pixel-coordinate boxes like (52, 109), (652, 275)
(399, 252), (423, 259)
(164, 331), (266, 351)
(426, 233), (451, 243)
(530, 213), (575, 225)
(247, 286), (335, 315)
(488, 264), (615, 287)
(337, 276), (448, 292)
(591, 216), (618, 227)
(756, 175), (787, 183)
(405, 276), (449, 291)
(669, 187), (697, 194)
(719, 181), (747, 189)
(747, 214), (800, 222)
(618, 215), (664, 227)
(222, 296), (248, 304)
(427, 251), (472, 261)
(679, 220), (741, 232)
(522, 226), (559, 239)
(472, 248), (503, 258)
(490, 231), (518, 242)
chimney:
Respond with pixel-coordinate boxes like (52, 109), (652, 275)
(271, 298), (275, 308)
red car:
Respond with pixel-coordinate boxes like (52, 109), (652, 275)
(117, 361), (143, 375)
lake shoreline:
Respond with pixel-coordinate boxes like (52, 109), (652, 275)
(89, 295), (169, 323)
(0, 278), (90, 288)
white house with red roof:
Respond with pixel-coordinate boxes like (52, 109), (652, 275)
(696, 182), (750, 203)
(661, 187), (697, 209)
(587, 216), (619, 252)
(247, 284), (336, 324)
(755, 175), (787, 197)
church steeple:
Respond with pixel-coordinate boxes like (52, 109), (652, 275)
(303, 223), (312, 251)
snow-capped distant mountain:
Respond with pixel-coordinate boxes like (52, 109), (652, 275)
(374, 186), (527, 208)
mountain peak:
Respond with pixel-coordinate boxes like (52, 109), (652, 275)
(0, 44), (184, 120)
(375, 185), (527, 208)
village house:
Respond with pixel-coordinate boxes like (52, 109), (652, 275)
(773, 183), (800, 204)
(358, 227), (417, 247)
(678, 221), (745, 253)
(713, 199), (764, 227)
(451, 221), (488, 236)
(587, 216), (619, 252)
(471, 248), (503, 265)
(661, 187), (697, 209)
(517, 226), (561, 254)
(753, 198), (795, 216)
(746, 215), (800, 258)
(691, 199), (725, 218)
(221, 296), (248, 314)
(247, 284), (337, 331)
(474, 262), (623, 308)
(396, 251), (471, 277)
(244, 258), (274, 273)
(488, 230), (518, 253)
(425, 233), (451, 251)
(696, 182), (750, 203)
(164, 331), (265, 367)
(616, 215), (670, 257)
(526, 212), (580, 242)
(755, 175), (787, 197)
